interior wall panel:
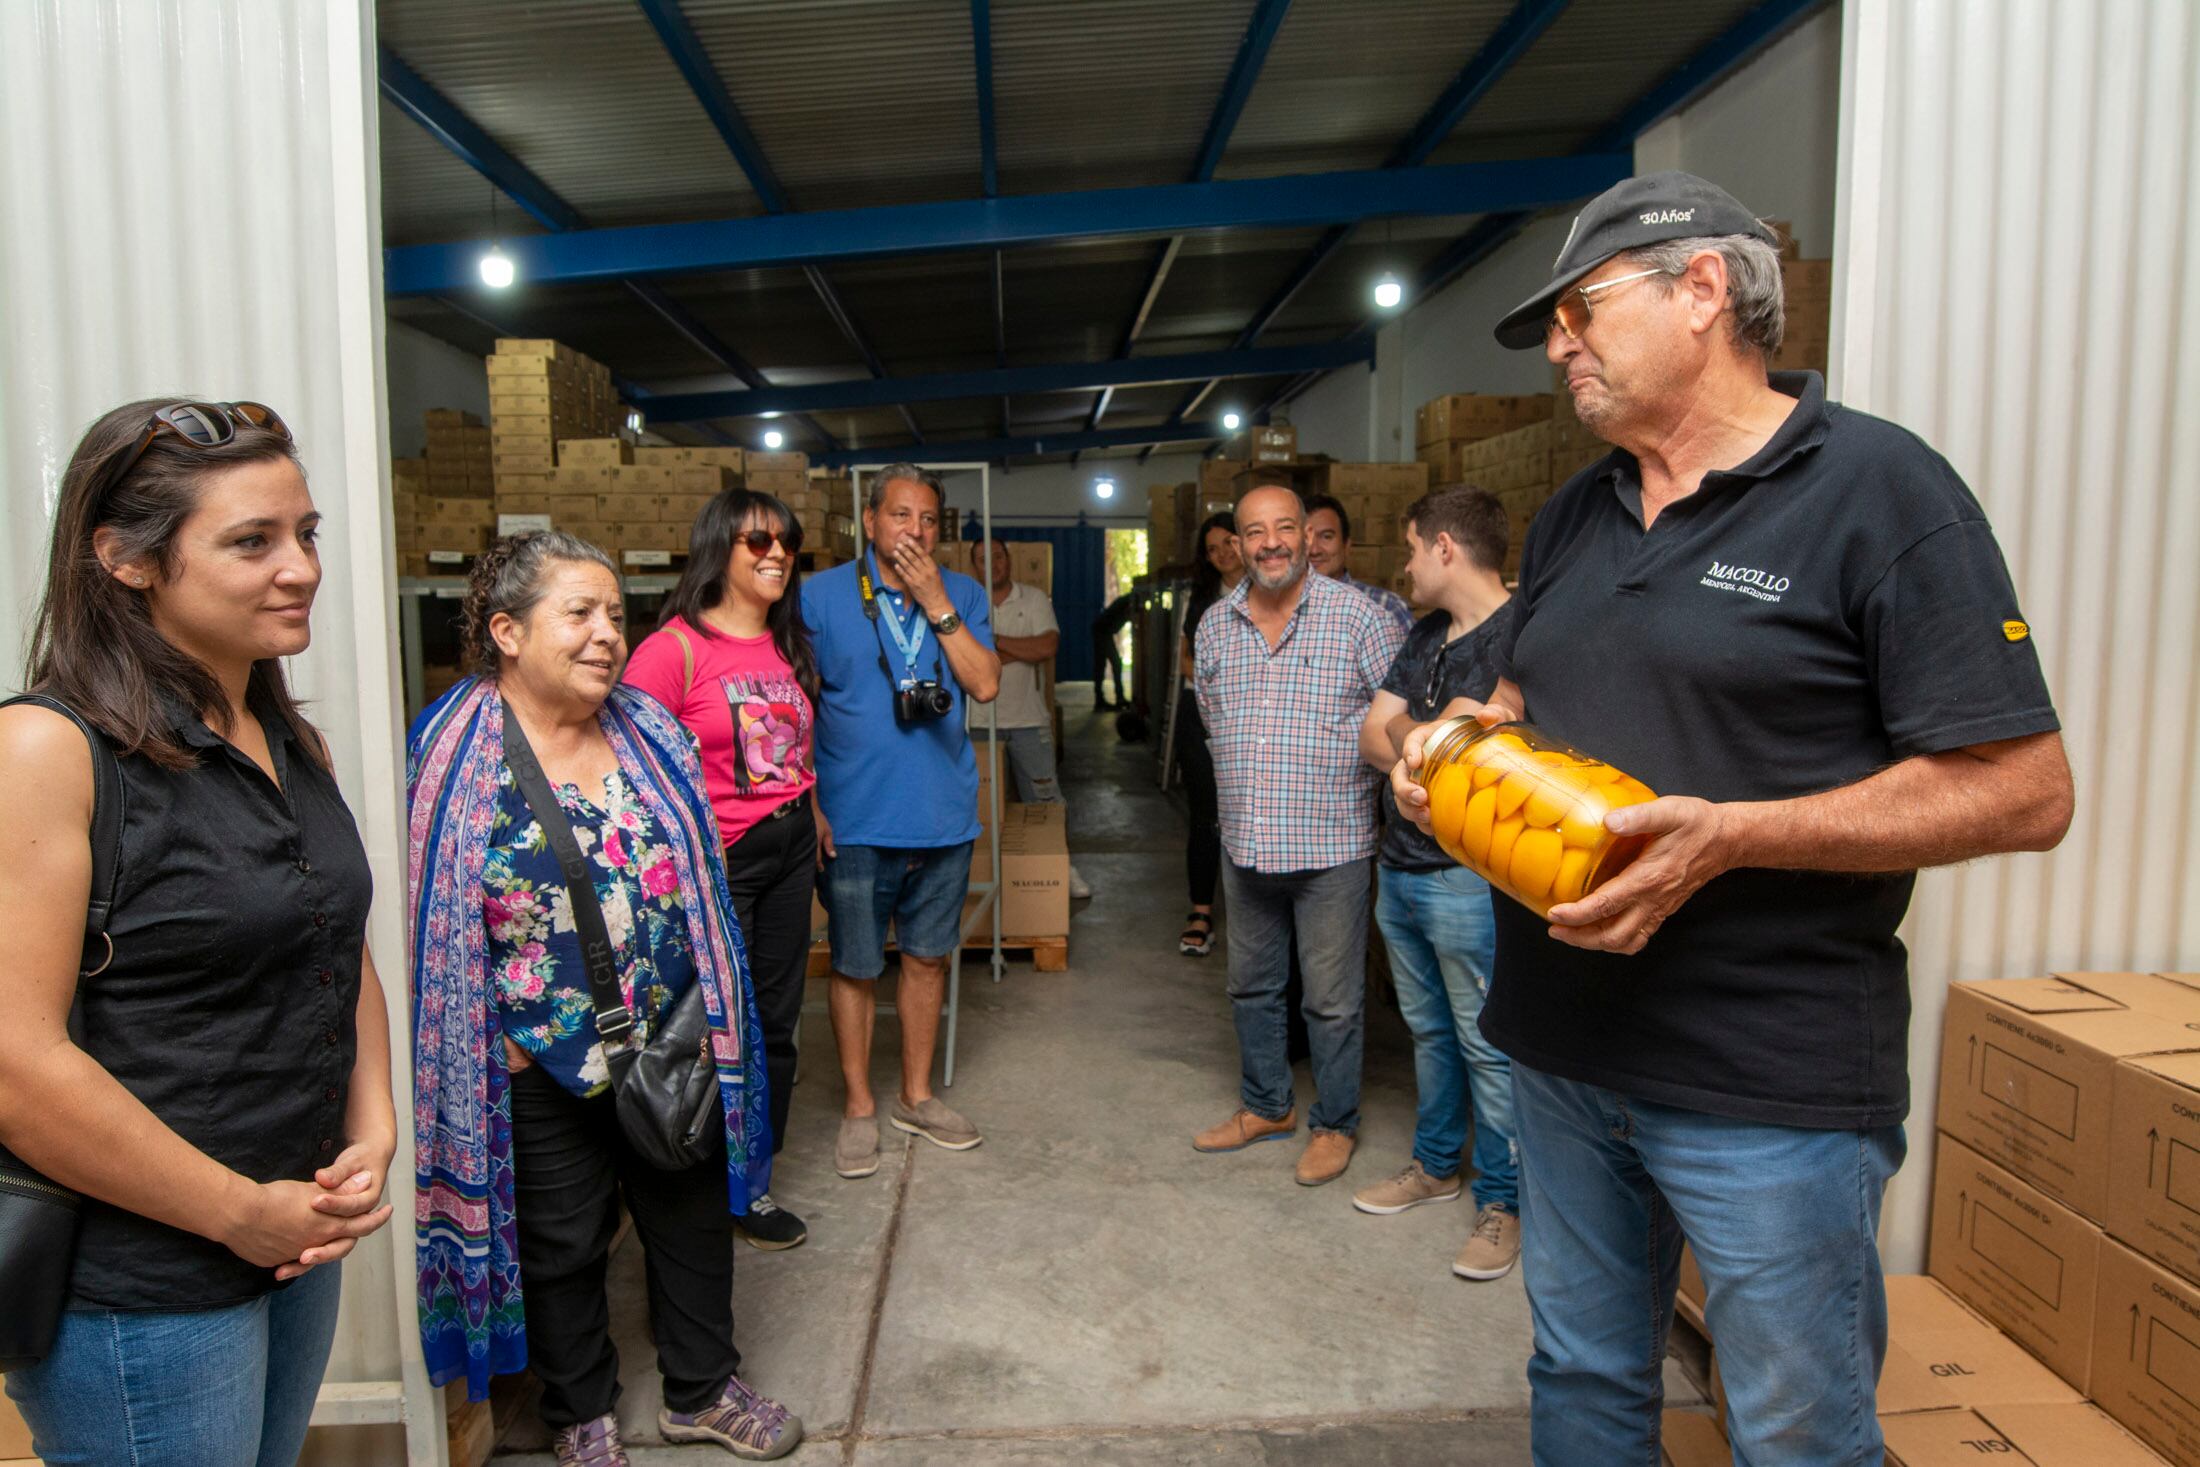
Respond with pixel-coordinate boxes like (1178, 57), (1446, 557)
(1834, 0), (2199, 1271)
(0, 1), (435, 1460)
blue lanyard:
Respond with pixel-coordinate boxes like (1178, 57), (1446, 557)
(866, 550), (929, 682)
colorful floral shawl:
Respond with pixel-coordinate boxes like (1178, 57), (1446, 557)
(407, 677), (772, 1400)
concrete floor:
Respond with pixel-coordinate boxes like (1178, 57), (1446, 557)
(500, 695), (1701, 1465)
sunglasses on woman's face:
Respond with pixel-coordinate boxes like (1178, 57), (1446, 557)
(739, 529), (789, 557)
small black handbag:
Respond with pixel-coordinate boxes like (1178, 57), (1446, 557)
(502, 716), (720, 1172)
(0, 694), (125, 1370)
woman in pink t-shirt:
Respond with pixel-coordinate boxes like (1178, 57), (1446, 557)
(626, 488), (819, 1250)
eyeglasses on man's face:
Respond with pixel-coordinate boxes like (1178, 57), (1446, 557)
(1548, 267), (1668, 341)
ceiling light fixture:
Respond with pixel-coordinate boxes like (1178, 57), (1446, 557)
(1094, 477), (1117, 500)
(1222, 411), (1243, 431)
(479, 246), (515, 289)
(1373, 272), (1404, 311)
(762, 428), (785, 450)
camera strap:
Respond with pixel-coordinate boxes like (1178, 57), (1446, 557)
(861, 549), (928, 685)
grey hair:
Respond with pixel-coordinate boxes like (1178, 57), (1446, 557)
(460, 530), (622, 676)
(867, 462), (946, 512)
(1625, 233), (1787, 359)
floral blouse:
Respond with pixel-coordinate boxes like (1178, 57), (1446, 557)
(483, 761), (699, 1097)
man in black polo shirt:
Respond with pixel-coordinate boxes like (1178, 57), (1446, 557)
(1391, 174), (2072, 1466)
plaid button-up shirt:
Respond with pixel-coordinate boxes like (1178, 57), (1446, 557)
(1193, 570), (1406, 873)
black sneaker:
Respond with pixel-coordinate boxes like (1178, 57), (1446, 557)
(734, 1193), (808, 1251)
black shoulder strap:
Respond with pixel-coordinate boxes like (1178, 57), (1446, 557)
(498, 708), (636, 1050)
(4, 694), (125, 978)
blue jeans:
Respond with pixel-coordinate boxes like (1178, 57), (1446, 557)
(1512, 1062), (1904, 1466)
(821, 841), (975, 977)
(1221, 858), (1369, 1134)
(1374, 865), (1516, 1210)
(5, 1262), (344, 1467)
(975, 724), (1063, 804)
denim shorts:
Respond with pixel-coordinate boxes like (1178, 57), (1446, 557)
(821, 841), (974, 977)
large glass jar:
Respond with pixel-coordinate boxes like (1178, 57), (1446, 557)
(1413, 719), (1658, 918)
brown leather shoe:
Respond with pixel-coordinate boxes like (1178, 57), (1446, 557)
(1192, 1107), (1297, 1152)
(1295, 1129), (1356, 1186)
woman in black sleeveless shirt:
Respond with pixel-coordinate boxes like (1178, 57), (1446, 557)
(0, 400), (396, 1467)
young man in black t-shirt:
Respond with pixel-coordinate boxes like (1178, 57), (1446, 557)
(1392, 175), (2074, 1466)
(1352, 487), (1523, 1282)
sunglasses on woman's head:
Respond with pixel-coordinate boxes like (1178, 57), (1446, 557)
(108, 401), (291, 492)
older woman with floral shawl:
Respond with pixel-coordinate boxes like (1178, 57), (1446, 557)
(407, 532), (800, 1465)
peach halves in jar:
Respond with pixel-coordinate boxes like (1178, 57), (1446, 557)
(1413, 719), (1658, 918)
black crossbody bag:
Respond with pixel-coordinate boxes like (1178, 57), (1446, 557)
(0, 694), (125, 1369)
(501, 716), (720, 1171)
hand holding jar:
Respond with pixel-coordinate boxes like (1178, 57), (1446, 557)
(1410, 719), (1658, 918)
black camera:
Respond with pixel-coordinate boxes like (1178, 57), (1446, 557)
(895, 679), (954, 723)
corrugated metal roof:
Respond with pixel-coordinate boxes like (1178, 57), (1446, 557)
(376, 0), (1805, 460)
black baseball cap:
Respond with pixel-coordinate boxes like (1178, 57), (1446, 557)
(1492, 171), (1779, 349)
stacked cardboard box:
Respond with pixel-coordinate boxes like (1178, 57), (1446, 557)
(969, 800), (1069, 938)
(1775, 258), (1833, 375)
(1926, 970), (2200, 1463)
(2, 1391), (39, 1465)
(1414, 393), (1553, 483)
(745, 450), (809, 498)
(391, 444), (496, 577)
(486, 337), (622, 499)
(1221, 424), (1298, 464)
(424, 408), (493, 497)
(1147, 481), (1198, 567)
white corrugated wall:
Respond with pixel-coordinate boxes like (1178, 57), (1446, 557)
(0, 2), (438, 1461)
(1833, 0), (2200, 1269)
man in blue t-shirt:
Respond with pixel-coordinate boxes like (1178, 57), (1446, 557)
(801, 463), (999, 1182)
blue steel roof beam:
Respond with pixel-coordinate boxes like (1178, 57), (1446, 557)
(1161, 0), (1571, 427)
(386, 155), (1630, 294)
(1093, 0), (1291, 432)
(1415, 0), (1834, 317)
(1278, 0), (1834, 409)
(638, 0), (913, 440)
(377, 46), (583, 233)
(813, 420), (1234, 470)
(621, 281), (839, 450)
(634, 0), (791, 213)
(638, 337), (1376, 422)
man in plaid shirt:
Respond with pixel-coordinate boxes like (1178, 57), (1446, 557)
(1190, 483), (1407, 1187)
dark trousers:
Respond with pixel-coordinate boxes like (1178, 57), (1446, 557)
(1176, 691), (1220, 908)
(508, 1064), (736, 1426)
(1221, 858), (1371, 1134)
(722, 795), (817, 1154)
(1093, 626), (1128, 704)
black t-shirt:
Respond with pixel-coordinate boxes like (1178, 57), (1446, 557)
(1483, 372), (2058, 1129)
(1377, 601), (1514, 871)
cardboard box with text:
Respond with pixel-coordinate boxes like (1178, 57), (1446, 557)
(1938, 974), (2200, 1218)
(2109, 1047), (2200, 1288)
(1882, 1403), (2166, 1466)
(2092, 1239), (2200, 1465)
(1876, 1274), (2083, 1417)
(1929, 1130), (2105, 1390)
(967, 802), (1067, 937)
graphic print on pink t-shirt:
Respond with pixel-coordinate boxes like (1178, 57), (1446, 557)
(726, 674), (811, 793)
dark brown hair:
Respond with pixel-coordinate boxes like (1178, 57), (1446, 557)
(458, 531), (622, 677)
(25, 397), (325, 771)
(658, 490), (818, 701)
(1404, 484), (1509, 573)
(1191, 511), (1238, 604)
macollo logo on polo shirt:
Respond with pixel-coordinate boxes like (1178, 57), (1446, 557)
(1700, 559), (1791, 603)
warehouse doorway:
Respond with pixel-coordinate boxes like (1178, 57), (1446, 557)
(1103, 527), (1149, 698)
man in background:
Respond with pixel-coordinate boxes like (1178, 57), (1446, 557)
(804, 464), (1000, 1181)
(1306, 492), (1413, 634)
(1353, 485), (1520, 1283)
(1191, 485), (1404, 1187)
(969, 537), (1091, 900)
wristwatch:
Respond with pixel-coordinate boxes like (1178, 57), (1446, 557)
(930, 609), (963, 635)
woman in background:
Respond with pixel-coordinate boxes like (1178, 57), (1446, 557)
(626, 490), (817, 1251)
(1175, 513), (1242, 956)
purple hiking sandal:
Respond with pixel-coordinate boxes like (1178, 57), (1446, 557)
(552, 1413), (630, 1467)
(659, 1375), (803, 1460)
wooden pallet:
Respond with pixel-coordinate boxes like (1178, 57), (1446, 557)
(806, 934), (1068, 977)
